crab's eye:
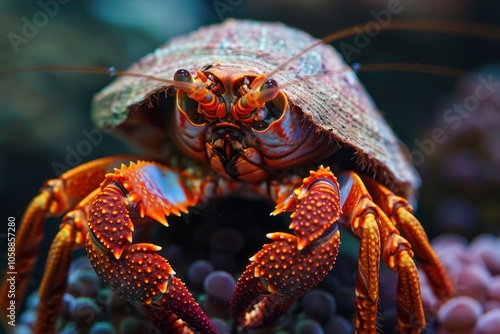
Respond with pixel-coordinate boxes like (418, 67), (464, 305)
(174, 69), (193, 84)
(259, 79), (278, 100)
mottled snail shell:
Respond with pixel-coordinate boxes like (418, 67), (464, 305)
(92, 19), (420, 200)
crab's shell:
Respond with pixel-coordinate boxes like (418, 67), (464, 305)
(92, 19), (420, 200)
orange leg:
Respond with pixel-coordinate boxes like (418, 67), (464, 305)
(85, 161), (218, 334)
(0, 155), (137, 333)
(339, 172), (426, 333)
(35, 189), (99, 334)
(361, 175), (455, 306)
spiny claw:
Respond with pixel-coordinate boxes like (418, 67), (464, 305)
(88, 236), (216, 333)
(86, 239), (172, 304)
(272, 165), (341, 250)
(231, 230), (341, 330)
(86, 162), (216, 334)
(230, 167), (342, 331)
(86, 184), (176, 305)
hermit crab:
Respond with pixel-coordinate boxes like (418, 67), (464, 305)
(1, 19), (455, 333)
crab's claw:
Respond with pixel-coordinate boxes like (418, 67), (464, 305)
(230, 166), (341, 331)
(86, 161), (217, 334)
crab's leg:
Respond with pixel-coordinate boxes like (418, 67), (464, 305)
(0, 155), (134, 332)
(35, 189), (99, 334)
(85, 161), (218, 334)
(230, 166), (342, 331)
(360, 175), (454, 306)
(338, 171), (425, 334)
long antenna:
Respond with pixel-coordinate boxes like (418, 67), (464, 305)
(266, 18), (500, 79)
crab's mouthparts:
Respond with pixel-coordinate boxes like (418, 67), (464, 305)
(213, 138), (244, 161)
(209, 122), (248, 161)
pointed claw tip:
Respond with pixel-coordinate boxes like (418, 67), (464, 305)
(149, 244), (162, 252)
(157, 216), (169, 227)
(157, 281), (168, 294)
(297, 238), (309, 251)
(112, 248), (123, 260)
(297, 190), (307, 200)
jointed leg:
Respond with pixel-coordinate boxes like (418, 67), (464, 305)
(361, 175), (454, 305)
(35, 189), (99, 334)
(374, 205), (425, 333)
(338, 172), (425, 333)
(338, 172), (381, 333)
